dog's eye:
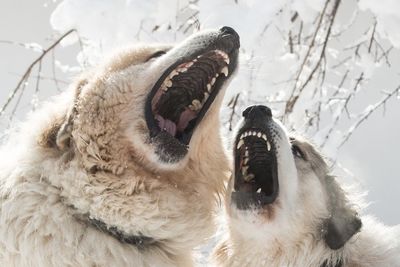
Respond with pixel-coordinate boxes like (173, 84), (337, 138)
(291, 144), (305, 159)
(146, 51), (166, 61)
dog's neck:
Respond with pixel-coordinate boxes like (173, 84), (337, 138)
(74, 213), (156, 249)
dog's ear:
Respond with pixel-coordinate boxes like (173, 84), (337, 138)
(56, 79), (87, 150)
(322, 176), (362, 250)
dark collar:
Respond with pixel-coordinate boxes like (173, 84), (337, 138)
(321, 259), (343, 267)
(74, 213), (156, 249)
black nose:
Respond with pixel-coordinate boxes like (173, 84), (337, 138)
(220, 26), (237, 36)
(242, 105), (272, 120)
(219, 26), (240, 50)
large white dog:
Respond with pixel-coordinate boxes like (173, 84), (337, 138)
(0, 27), (240, 266)
(214, 105), (400, 267)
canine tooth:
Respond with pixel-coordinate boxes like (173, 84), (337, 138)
(237, 139), (244, 149)
(221, 66), (229, 76)
(257, 188), (261, 193)
(211, 77), (216, 85)
(207, 83), (212, 91)
(224, 57), (230, 64)
(257, 132), (262, 138)
(267, 141), (271, 151)
(262, 134), (267, 140)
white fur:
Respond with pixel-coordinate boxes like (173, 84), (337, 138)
(215, 117), (400, 267)
(0, 30), (235, 267)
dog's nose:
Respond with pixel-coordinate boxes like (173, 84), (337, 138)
(242, 105), (272, 120)
(220, 26), (237, 36)
(219, 26), (240, 50)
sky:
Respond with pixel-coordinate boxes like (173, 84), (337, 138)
(0, 0), (399, 225)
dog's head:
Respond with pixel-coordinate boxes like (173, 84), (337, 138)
(226, 105), (361, 250)
(54, 27), (239, 172)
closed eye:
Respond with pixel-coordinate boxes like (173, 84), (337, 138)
(146, 50), (167, 62)
(291, 144), (305, 159)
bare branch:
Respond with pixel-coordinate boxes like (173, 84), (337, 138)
(228, 93), (241, 131)
(339, 85), (400, 147)
(0, 29), (75, 117)
(285, 0), (341, 114)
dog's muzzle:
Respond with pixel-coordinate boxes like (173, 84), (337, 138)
(145, 26), (240, 164)
(232, 105), (280, 210)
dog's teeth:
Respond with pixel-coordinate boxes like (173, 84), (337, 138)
(204, 92), (209, 100)
(224, 57), (230, 64)
(179, 67), (188, 73)
(161, 84), (168, 91)
(221, 66), (229, 76)
(252, 131), (257, 136)
(237, 139), (244, 149)
(257, 188), (261, 193)
(170, 70), (179, 78)
(211, 77), (216, 86)
(245, 150), (249, 157)
(242, 166), (248, 174)
(244, 173), (255, 182)
(207, 83), (212, 91)
(243, 132), (248, 137)
(257, 132), (262, 138)
(243, 157), (249, 165)
(267, 141), (271, 151)
(186, 62), (194, 68)
(262, 134), (267, 141)
(192, 99), (202, 110)
(165, 80), (173, 87)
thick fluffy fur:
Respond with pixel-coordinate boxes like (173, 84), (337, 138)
(0, 30), (233, 266)
(215, 115), (400, 267)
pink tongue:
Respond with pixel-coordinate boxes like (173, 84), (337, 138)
(177, 108), (197, 132)
(155, 115), (177, 136)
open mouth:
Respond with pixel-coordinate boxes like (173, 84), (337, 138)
(148, 50), (231, 144)
(144, 27), (240, 163)
(232, 128), (279, 210)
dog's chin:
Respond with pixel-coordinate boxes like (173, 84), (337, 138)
(231, 127), (279, 210)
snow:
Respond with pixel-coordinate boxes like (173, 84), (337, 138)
(359, 0), (400, 48)
(46, 0), (400, 180)
(1, 0), (395, 264)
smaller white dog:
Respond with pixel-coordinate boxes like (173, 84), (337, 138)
(214, 105), (400, 267)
